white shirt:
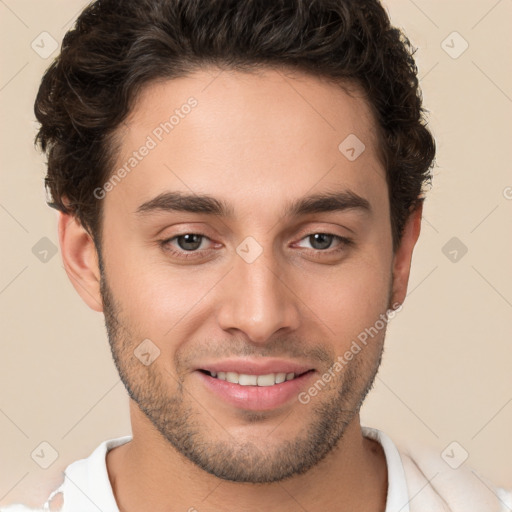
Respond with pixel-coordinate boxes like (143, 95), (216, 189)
(2, 427), (510, 512)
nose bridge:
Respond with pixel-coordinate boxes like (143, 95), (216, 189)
(216, 238), (300, 343)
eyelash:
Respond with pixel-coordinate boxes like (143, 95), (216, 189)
(159, 232), (354, 261)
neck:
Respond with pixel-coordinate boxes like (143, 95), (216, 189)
(107, 405), (387, 512)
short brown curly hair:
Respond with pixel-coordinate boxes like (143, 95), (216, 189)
(34, 0), (435, 251)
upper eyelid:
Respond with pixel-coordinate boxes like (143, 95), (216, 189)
(159, 219), (354, 236)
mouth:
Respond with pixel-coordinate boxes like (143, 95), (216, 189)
(198, 369), (314, 387)
(195, 367), (317, 411)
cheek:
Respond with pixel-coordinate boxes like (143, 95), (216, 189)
(301, 253), (392, 341)
(102, 216), (393, 348)
(103, 240), (221, 339)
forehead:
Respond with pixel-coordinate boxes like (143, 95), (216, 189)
(106, 67), (386, 219)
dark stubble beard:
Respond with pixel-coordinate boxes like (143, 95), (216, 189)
(99, 255), (388, 484)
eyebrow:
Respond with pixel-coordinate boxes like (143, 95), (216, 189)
(135, 189), (371, 218)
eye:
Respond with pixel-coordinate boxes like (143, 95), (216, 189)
(295, 233), (353, 255)
(172, 233), (208, 251)
(159, 232), (353, 262)
(160, 233), (214, 260)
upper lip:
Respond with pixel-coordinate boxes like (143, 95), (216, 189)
(196, 358), (315, 376)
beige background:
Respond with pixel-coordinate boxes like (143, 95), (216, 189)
(1, 0), (511, 505)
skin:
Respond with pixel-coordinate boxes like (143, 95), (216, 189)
(55, 68), (422, 512)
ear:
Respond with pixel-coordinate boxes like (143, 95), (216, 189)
(390, 201), (423, 307)
(58, 211), (103, 312)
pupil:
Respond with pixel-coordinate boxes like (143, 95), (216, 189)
(310, 233), (332, 250)
(178, 234), (202, 251)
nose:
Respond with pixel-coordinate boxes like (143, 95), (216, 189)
(215, 244), (301, 345)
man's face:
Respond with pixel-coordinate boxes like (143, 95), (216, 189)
(98, 68), (395, 483)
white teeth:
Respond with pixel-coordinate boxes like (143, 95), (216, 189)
(226, 372), (239, 384)
(210, 371), (297, 386)
(257, 374), (276, 386)
(275, 372), (286, 383)
(238, 374), (258, 385)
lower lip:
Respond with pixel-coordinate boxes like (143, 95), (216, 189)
(195, 370), (316, 411)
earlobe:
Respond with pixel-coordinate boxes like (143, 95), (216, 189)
(58, 211), (103, 312)
(390, 202), (423, 307)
